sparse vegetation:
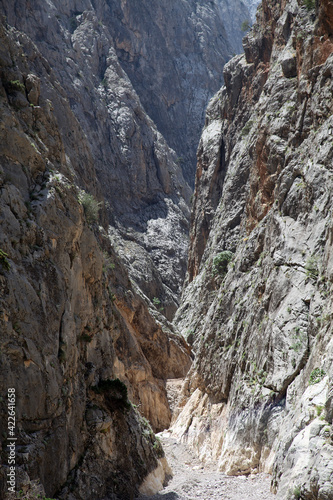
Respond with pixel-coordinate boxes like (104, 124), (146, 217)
(103, 251), (115, 272)
(0, 249), (10, 271)
(69, 16), (77, 31)
(153, 296), (164, 311)
(8, 79), (25, 93)
(92, 378), (131, 409)
(293, 485), (301, 499)
(303, 0), (315, 10)
(80, 332), (93, 342)
(305, 255), (319, 279)
(139, 414), (164, 458)
(309, 368), (326, 386)
(241, 19), (250, 32)
(78, 190), (101, 224)
(212, 251), (234, 277)
(241, 120), (253, 137)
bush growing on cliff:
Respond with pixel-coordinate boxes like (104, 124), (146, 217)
(305, 255), (319, 279)
(241, 20), (250, 32)
(0, 249), (10, 271)
(212, 251), (234, 277)
(241, 120), (253, 137)
(8, 80), (25, 93)
(78, 190), (101, 225)
(152, 296), (164, 312)
(309, 368), (326, 385)
(303, 0), (315, 10)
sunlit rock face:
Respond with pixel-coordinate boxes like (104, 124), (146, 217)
(173, 0), (333, 497)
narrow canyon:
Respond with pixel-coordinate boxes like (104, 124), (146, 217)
(0, 0), (332, 499)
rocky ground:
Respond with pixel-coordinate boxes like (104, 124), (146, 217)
(136, 430), (275, 500)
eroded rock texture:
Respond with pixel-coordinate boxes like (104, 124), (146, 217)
(173, 0), (333, 498)
(0, 11), (191, 500)
(0, 0), (191, 321)
(104, 0), (252, 184)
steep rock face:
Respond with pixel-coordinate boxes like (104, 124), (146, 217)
(105, 0), (251, 184)
(173, 0), (333, 498)
(217, 0), (260, 54)
(245, 0), (262, 21)
(0, 17), (191, 500)
(0, 0), (192, 320)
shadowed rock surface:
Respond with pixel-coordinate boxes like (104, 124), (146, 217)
(0, 8), (191, 500)
(105, 0), (253, 183)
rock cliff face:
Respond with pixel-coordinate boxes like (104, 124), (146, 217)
(0, 0), (193, 321)
(0, 9), (192, 500)
(0, 0), (254, 321)
(0, 0), (256, 496)
(173, 0), (333, 498)
(105, 0), (252, 184)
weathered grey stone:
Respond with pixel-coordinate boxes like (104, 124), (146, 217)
(0, 17), (191, 499)
(281, 49), (297, 78)
(172, 1), (333, 498)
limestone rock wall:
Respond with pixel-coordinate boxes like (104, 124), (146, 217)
(0, 0), (193, 320)
(0, 16), (191, 500)
(0, 0), (255, 319)
(103, 0), (251, 184)
(173, 0), (333, 498)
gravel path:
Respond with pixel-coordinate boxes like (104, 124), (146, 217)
(136, 430), (276, 500)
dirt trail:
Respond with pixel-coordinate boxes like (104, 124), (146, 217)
(136, 430), (276, 500)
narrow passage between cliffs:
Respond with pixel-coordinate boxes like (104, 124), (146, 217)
(135, 381), (275, 500)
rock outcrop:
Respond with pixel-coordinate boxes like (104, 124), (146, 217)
(105, 0), (252, 183)
(173, 0), (333, 498)
(245, 0), (262, 22)
(0, 0), (259, 496)
(0, 0), (192, 321)
(0, 13), (191, 500)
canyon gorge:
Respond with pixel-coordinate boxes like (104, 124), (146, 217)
(0, 0), (333, 499)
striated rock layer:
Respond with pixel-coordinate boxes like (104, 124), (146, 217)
(0, 0), (193, 321)
(173, 0), (333, 498)
(105, 0), (251, 184)
(0, 12), (191, 500)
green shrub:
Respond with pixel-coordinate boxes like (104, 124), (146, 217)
(8, 80), (25, 93)
(80, 332), (92, 342)
(103, 251), (115, 272)
(241, 20), (250, 32)
(303, 0), (315, 10)
(78, 190), (101, 224)
(305, 255), (319, 279)
(69, 16), (77, 31)
(0, 249), (10, 271)
(212, 251), (234, 276)
(241, 120), (253, 137)
(153, 296), (164, 311)
(293, 486), (301, 499)
(309, 368), (326, 385)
